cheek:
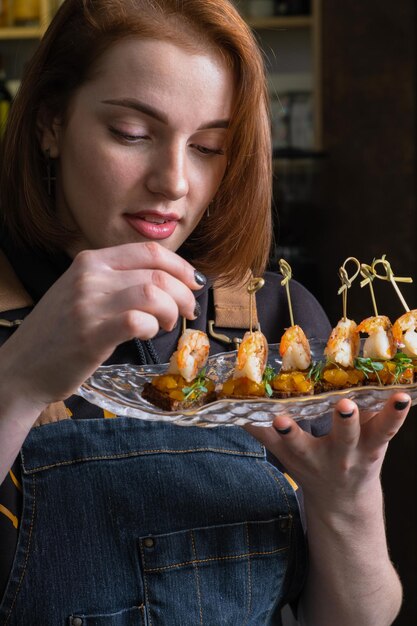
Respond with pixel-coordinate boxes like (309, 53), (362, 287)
(193, 160), (227, 206)
(60, 140), (139, 202)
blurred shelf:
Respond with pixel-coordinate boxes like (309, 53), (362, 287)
(246, 0), (322, 151)
(0, 0), (51, 39)
(0, 26), (45, 38)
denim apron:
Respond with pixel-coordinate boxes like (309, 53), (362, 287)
(0, 417), (306, 625)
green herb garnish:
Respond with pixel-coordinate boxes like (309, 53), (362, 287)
(182, 368), (208, 401)
(392, 352), (413, 383)
(262, 364), (276, 397)
(307, 360), (325, 382)
(354, 356), (384, 384)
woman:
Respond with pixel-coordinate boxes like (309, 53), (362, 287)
(0, 0), (408, 624)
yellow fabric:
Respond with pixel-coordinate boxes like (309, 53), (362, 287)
(284, 472), (298, 491)
(0, 503), (18, 529)
(8, 469), (22, 492)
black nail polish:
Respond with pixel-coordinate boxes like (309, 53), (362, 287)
(194, 270), (207, 286)
(394, 400), (409, 411)
(193, 301), (201, 318)
(276, 426), (291, 435)
(339, 410), (354, 418)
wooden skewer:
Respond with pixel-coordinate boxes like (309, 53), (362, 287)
(279, 259), (295, 327)
(337, 257), (361, 321)
(371, 255), (413, 313)
(247, 277), (265, 333)
(360, 263), (379, 316)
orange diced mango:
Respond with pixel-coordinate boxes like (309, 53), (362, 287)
(297, 378), (313, 393)
(222, 378), (235, 396)
(323, 368), (348, 386)
(152, 375), (178, 391)
(221, 377), (265, 397)
(246, 380), (264, 396)
(347, 369), (365, 385)
(169, 389), (185, 401)
(272, 372), (313, 393)
(272, 373), (292, 392)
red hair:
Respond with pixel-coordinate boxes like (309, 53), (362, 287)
(0, 0), (272, 285)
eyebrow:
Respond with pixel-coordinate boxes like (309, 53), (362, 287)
(101, 98), (230, 130)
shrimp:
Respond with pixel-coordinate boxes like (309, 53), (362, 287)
(167, 329), (210, 382)
(233, 330), (268, 384)
(356, 315), (396, 360)
(279, 325), (311, 372)
(392, 310), (417, 357)
(324, 318), (360, 368)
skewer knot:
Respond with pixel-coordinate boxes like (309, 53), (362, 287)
(337, 257), (361, 295)
(279, 259), (292, 287)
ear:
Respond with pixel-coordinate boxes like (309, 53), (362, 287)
(36, 107), (62, 158)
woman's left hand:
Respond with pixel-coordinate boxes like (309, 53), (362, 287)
(245, 392), (411, 508)
(245, 392), (411, 626)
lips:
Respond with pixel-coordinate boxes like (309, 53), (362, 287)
(124, 212), (179, 240)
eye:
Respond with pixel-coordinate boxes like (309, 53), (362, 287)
(192, 144), (225, 156)
(109, 126), (149, 143)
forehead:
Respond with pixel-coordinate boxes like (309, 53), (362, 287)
(79, 37), (235, 122)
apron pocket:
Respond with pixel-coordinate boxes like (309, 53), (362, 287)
(68, 605), (147, 625)
(139, 517), (292, 626)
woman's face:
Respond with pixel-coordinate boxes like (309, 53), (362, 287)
(44, 38), (234, 256)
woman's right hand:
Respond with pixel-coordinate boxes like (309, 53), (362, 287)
(0, 242), (203, 413)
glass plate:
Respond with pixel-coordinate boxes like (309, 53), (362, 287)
(77, 339), (417, 427)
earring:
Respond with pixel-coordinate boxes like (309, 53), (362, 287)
(44, 148), (56, 196)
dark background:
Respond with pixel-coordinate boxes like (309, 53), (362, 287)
(273, 2), (416, 624)
(0, 0), (415, 622)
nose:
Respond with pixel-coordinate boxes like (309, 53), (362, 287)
(145, 142), (189, 200)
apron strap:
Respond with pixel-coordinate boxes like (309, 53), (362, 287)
(212, 280), (259, 329)
(0, 249), (69, 426)
(210, 273), (260, 349)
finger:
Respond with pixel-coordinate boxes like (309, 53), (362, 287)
(71, 265), (199, 323)
(97, 309), (160, 348)
(360, 392), (411, 451)
(86, 242), (206, 289)
(109, 269), (199, 321)
(330, 398), (361, 452)
(106, 284), (179, 331)
(259, 415), (315, 461)
(244, 423), (283, 451)
(103, 282), (198, 331)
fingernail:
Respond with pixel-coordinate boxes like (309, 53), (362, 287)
(194, 270), (207, 286)
(193, 301), (201, 318)
(276, 426), (291, 435)
(394, 400), (409, 411)
(339, 410), (354, 418)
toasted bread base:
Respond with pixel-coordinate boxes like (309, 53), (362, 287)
(272, 390), (314, 399)
(218, 393), (268, 400)
(142, 382), (217, 412)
